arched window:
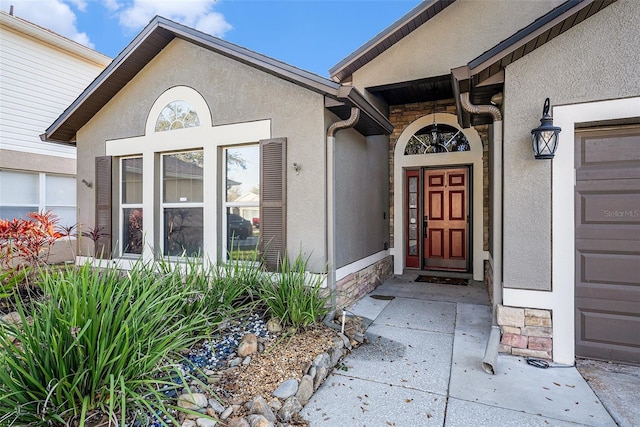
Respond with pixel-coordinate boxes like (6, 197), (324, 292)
(404, 123), (470, 155)
(155, 100), (200, 132)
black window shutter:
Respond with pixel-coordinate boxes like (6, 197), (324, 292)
(94, 156), (112, 259)
(259, 138), (286, 271)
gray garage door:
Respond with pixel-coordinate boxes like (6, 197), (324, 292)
(575, 127), (640, 365)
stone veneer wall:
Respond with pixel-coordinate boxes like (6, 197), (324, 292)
(336, 255), (393, 309)
(387, 100), (489, 253)
(497, 304), (553, 359)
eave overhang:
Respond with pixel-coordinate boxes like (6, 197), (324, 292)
(452, 0), (617, 127)
(43, 16), (391, 143)
(329, 0), (456, 83)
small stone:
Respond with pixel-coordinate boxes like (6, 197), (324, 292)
(307, 366), (316, 379)
(0, 312), (22, 325)
(208, 399), (225, 413)
(196, 418), (217, 427)
(178, 393), (208, 410)
(229, 357), (242, 368)
(267, 398), (282, 411)
(278, 397), (302, 422)
(249, 396), (276, 422)
(246, 414), (274, 427)
(273, 378), (298, 399)
(206, 408), (216, 417)
(332, 337), (345, 349)
(312, 352), (330, 369)
(238, 333), (258, 357)
(313, 366), (328, 390)
(203, 369), (215, 376)
(242, 356), (251, 365)
(295, 374), (313, 405)
(329, 346), (344, 366)
(258, 342), (265, 353)
(338, 332), (352, 350)
(182, 421), (196, 427)
(226, 418), (250, 427)
(266, 318), (283, 333)
(220, 406), (234, 420)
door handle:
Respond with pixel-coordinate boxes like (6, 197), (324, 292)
(423, 215), (429, 238)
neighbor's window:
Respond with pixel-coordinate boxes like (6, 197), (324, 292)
(162, 151), (204, 256)
(155, 100), (200, 132)
(121, 157), (143, 255)
(0, 170), (76, 227)
(224, 145), (259, 260)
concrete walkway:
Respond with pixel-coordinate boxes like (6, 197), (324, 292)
(302, 275), (618, 426)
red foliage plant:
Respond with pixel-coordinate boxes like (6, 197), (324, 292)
(0, 210), (70, 270)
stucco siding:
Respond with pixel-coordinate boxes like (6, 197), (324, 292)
(351, 0), (562, 98)
(332, 109), (389, 267)
(502, 0), (640, 290)
(76, 39), (327, 269)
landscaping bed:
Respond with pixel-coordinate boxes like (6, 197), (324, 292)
(0, 254), (362, 426)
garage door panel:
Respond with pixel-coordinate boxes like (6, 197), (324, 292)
(576, 302), (640, 346)
(575, 280), (640, 302)
(577, 192), (640, 224)
(575, 128), (640, 364)
(577, 251), (640, 285)
(577, 132), (640, 167)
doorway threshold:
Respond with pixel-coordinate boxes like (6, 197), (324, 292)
(404, 269), (472, 280)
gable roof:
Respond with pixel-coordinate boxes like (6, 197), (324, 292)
(43, 16), (392, 143)
(452, 0), (617, 126)
(329, 0), (455, 83)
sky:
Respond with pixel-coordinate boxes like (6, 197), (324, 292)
(1, 0), (423, 77)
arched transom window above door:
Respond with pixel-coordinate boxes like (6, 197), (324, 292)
(155, 100), (200, 132)
(405, 123), (470, 155)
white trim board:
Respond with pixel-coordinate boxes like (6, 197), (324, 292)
(504, 96), (640, 365)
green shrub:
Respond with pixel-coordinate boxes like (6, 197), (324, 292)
(0, 262), (213, 426)
(155, 253), (262, 321)
(259, 252), (329, 329)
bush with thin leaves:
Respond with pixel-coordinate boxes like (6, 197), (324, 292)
(155, 254), (261, 324)
(0, 262), (216, 426)
(259, 252), (329, 329)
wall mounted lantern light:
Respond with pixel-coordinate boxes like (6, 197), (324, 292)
(531, 98), (561, 160)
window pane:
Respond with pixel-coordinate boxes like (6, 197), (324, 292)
(0, 206), (33, 221)
(122, 208), (143, 255)
(46, 175), (76, 206)
(164, 207), (203, 256)
(155, 101), (200, 132)
(122, 158), (143, 204)
(163, 152), (203, 203)
(227, 209), (259, 261)
(46, 206), (76, 228)
(0, 171), (38, 205)
(226, 145), (259, 202)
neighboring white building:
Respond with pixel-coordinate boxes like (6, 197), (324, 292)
(0, 10), (110, 238)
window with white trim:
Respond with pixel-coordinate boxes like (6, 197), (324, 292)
(224, 145), (260, 259)
(0, 170), (76, 227)
(121, 157), (143, 255)
(162, 151), (204, 257)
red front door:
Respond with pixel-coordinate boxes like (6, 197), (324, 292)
(405, 167), (470, 271)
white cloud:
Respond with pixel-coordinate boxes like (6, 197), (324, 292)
(1, 0), (94, 48)
(101, 0), (121, 12)
(66, 0), (87, 12)
(117, 0), (231, 37)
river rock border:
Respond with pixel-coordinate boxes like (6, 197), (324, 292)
(179, 321), (361, 427)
